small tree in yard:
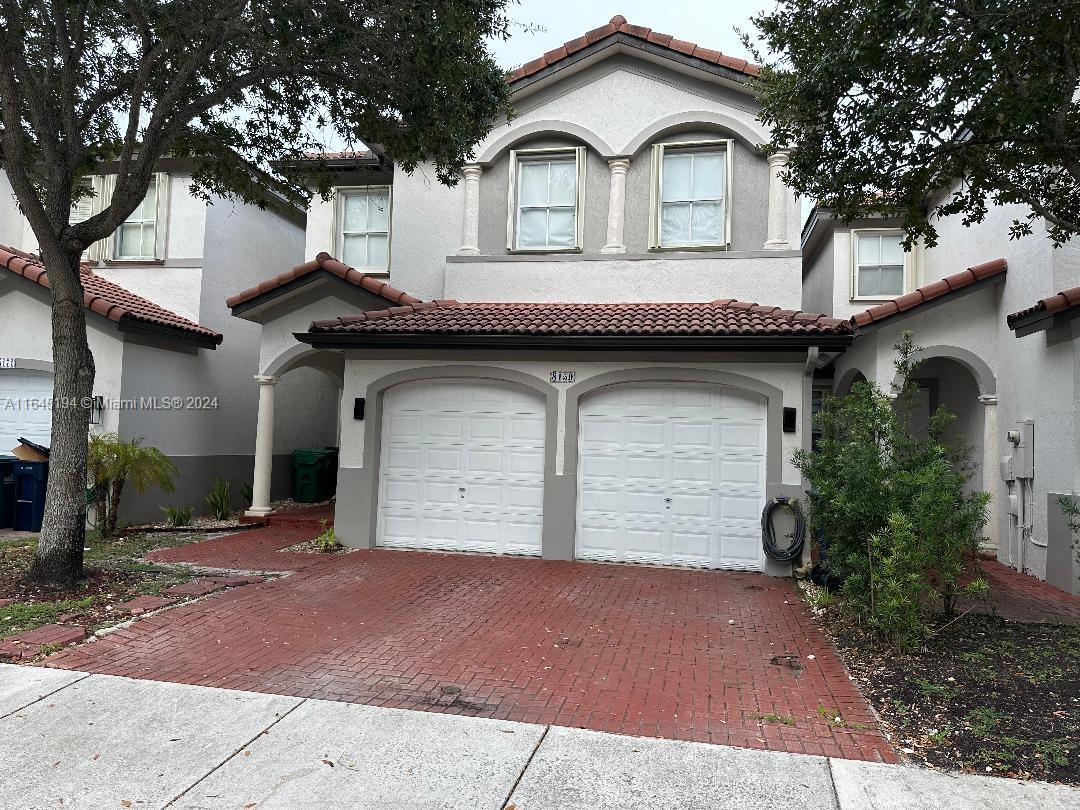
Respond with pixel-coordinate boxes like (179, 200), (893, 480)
(88, 433), (177, 539)
(0, 1), (513, 585)
(795, 333), (990, 650)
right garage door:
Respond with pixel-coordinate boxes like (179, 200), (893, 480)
(576, 384), (766, 571)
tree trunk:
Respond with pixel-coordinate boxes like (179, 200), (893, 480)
(29, 250), (95, 586)
(107, 477), (125, 538)
(94, 481), (108, 538)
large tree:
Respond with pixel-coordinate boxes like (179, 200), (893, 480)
(0, 0), (511, 585)
(748, 0), (1080, 246)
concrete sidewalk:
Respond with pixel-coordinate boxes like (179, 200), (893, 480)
(1, 664), (1076, 810)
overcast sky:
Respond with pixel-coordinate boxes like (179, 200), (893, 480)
(487, 1), (773, 69)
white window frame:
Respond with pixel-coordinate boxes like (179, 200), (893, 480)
(506, 146), (586, 252)
(105, 172), (170, 262)
(850, 229), (913, 302)
(334, 185), (393, 273)
(649, 139), (734, 250)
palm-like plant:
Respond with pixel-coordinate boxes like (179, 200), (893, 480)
(87, 434), (178, 538)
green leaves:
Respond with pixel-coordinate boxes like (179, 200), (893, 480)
(795, 331), (990, 650)
(749, 0), (1080, 246)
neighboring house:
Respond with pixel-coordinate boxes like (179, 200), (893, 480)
(802, 191), (1080, 593)
(0, 159), (335, 520)
(231, 16), (854, 575)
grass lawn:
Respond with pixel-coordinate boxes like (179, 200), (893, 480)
(809, 586), (1080, 784)
(0, 531), (210, 639)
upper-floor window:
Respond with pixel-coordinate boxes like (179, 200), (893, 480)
(69, 179), (95, 227)
(650, 140), (732, 249)
(852, 230), (907, 299)
(338, 187), (390, 271)
(508, 147), (585, 251)
(110, 173), (168, 261)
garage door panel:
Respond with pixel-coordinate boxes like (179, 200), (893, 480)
(670, 529), (713, 563)
(0, 371), (53, 453)
(719, 494), (762, 521)
(720, 423), (765, 450)
(577, 383), (766, 571)
(670, 421), (713, 449)
(378, 380), (545, 556)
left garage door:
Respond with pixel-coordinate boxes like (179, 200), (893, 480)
(0, 370), (53, 454)
(377, 380), (546, 556)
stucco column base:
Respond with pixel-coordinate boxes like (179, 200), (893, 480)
(457, 164), (483, 256)
(601, 158), (631, 256)
(248, 375), (279, 518)
(765, 150), (791, 250)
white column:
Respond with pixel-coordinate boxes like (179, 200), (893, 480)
(764, 150), (791, 250)
(601, 158), (631, 254)
(457, 164), (482, 255)
(246, 375), (279, 517)
(979, 394), (1000, 552)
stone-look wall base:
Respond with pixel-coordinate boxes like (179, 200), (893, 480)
(541, 474), (575, 560)
(118, 453), (294, 524)
(334, 466), (375, 549)
(1047, 493), (1080, 596)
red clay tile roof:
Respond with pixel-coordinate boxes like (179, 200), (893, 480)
(308, 299), (851, 338)
(507, 15), (760, 84)
(0, 244), (222, 344)
(1007, 286), (1080, 329)
(850, 258), (1008, 329)
(226, 252), (421, 310)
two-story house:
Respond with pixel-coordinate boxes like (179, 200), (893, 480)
(0, 158), (338, 520)
(230, 16), (857, 575)
(802, 186), (1080, 593)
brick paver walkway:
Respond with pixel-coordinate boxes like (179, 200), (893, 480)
(960, 559), (1080, 625)
(47, 526), (896, 762)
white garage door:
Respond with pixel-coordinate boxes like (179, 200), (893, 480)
(577, 384), (766, 570)
(377, 380), (545, 555)
(0, 370), (53, 455)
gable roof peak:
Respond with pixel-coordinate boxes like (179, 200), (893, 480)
(507, 15), (760, 85)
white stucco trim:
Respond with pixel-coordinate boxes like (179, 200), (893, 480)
(477, 120), (616, 165)
(623, 110), (768, 156)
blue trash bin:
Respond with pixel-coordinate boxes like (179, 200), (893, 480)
(0, 455), (16, 529)
(13, 460), (48, 532)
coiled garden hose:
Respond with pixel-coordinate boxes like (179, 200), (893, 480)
(761, 496), (806, 562)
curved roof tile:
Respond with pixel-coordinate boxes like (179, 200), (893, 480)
(0, 244), (221, 344)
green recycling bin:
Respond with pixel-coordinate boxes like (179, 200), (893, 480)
(291, 447), (338, 503)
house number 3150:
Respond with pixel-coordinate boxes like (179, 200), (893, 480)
(549, 370), (575, 384)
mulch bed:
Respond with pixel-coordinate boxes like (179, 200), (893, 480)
(818, 594), (1080, 784)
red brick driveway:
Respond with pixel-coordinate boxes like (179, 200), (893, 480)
(48, 526), (895, 762)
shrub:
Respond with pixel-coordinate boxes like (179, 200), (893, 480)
(205, 479), (232, 520)
(794, 332), (990, 649)
(239, 481), (254, 508)
(87, 434), (178, 539)
(314, 519), (339, 553)
(161, 505), (194, 527)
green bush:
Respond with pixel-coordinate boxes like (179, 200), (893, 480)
(205, 479), (232, 521)
(87, 433), (178, 539)
(161, 505), (194, 527)
(314, 519), (339, 553)
(795, 332), (990, 649)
